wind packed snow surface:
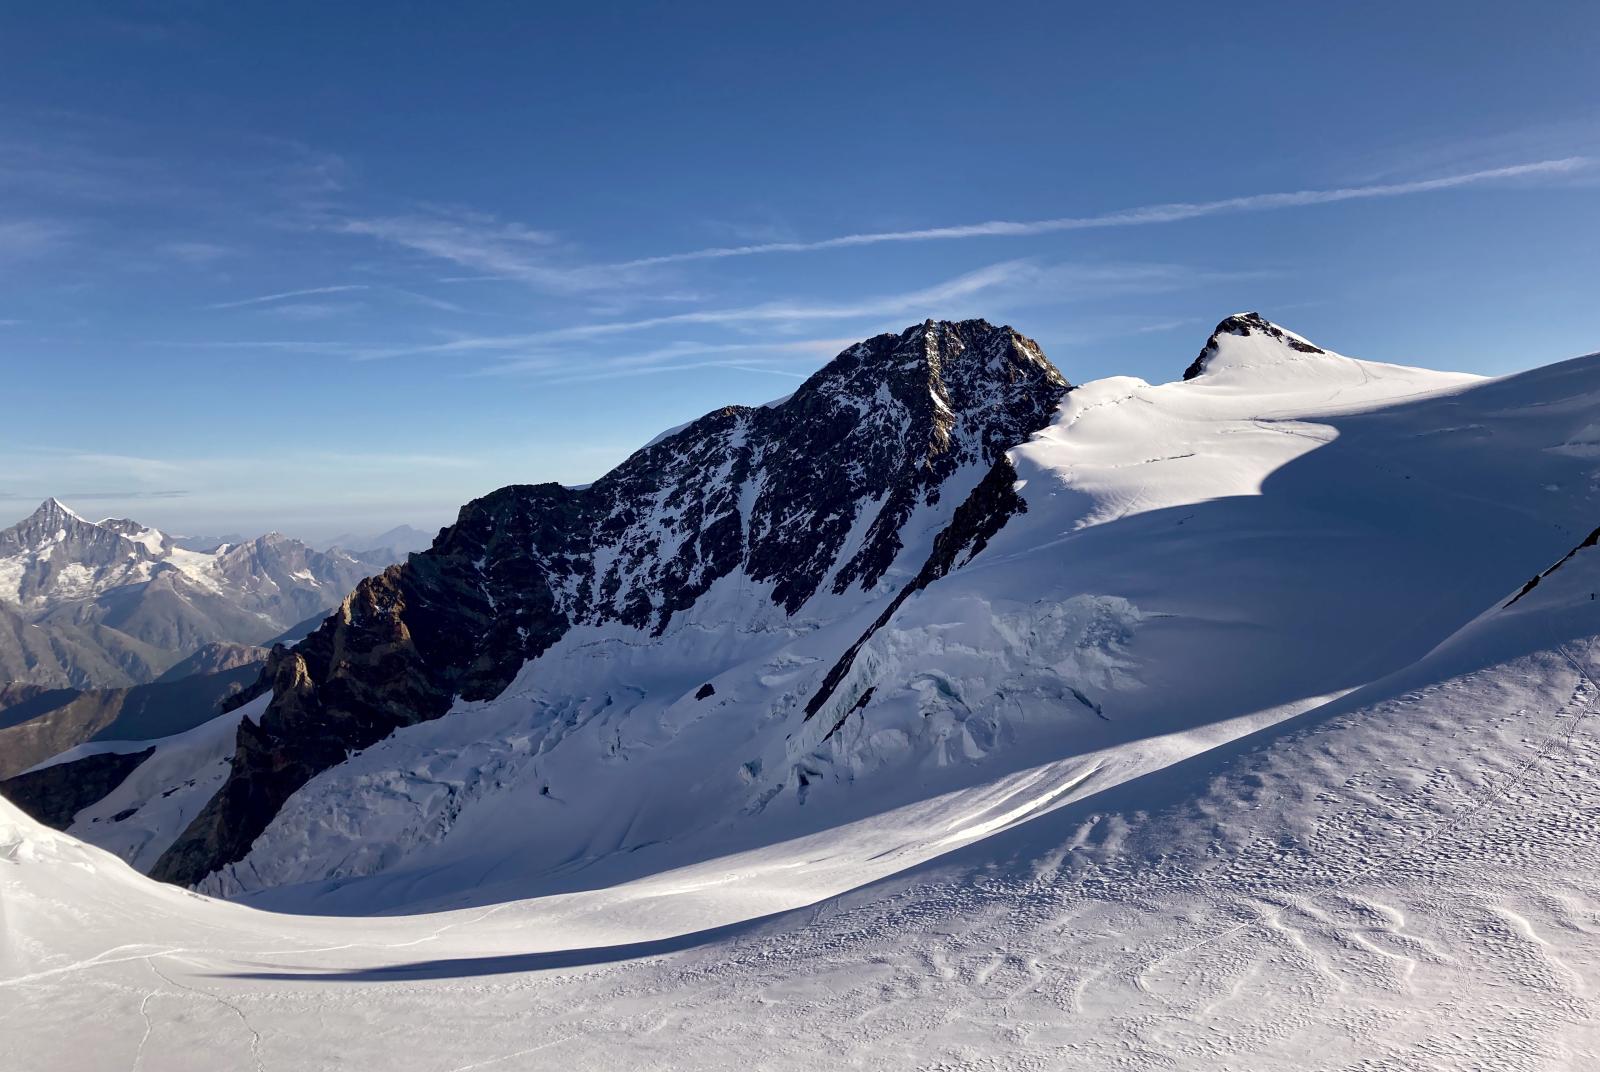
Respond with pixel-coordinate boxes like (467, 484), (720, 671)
(5, 318), (1600, 1070)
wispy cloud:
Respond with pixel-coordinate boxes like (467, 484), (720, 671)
(0, 133), (161, 204)
(267, 301), (367, 321)
(300, 451), (480, 470)
(539, 357), (825, 386)
(0, 218), (74, 261)
(1341, 120), (1600, 185)
(405, 259), (1036, 355)
(181, 262), (1031, 361)
(474, 336), (855, 381)
(385, 287), (467, 314)
(68, 452), (183, 480)
(160, 240), (233, 264)
(605, 158), (1593, 268)
(0, 490), (192, 508)
(0, 124), (347, 222)
(44, 489), (190, 502)
(162, 338), (392, 359)
(206, 284), (370, 310)
(184, 259), (1247, 366)
(1128, 317), (1206, 335)
(332, 210), (630, 294)
(205, 284), (470, 317)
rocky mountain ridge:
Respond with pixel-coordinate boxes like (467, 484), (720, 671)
(150, 318), (1071, 886)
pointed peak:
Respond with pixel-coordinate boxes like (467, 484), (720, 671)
(1183, 312), (1327, 381)
(1, 497), (110, 552)
(34, 497), (89, 524)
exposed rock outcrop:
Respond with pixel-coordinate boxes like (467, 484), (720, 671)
(1504, 524), (1600, 608)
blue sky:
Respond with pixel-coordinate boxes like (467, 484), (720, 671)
(2, 2), (1597, 540)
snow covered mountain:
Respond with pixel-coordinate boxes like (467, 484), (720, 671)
(0, 501), (399, 688)
(153, 317), (1069, 886)
(6, 310), (1593, 915)
(3, 312), (1598, 1071)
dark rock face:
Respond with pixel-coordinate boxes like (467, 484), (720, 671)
(0, 746), (154, 828)
(1182, 312), (1326, 381)
(154, 641), (269, 684)
(153, 319), (1070, 887)
(1504, 524), (1600, 608)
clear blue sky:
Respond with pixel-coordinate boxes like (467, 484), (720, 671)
(2, 1), (1597, 539)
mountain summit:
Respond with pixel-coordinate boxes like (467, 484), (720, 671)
(1182, 311), (1327, 381)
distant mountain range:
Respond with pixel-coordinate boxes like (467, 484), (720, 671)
(0, 499), (404, 690)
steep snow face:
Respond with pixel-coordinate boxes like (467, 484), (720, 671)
(804, 323), (1583, 752)
(146, 317), (1600, 910)
(1181, 309), (1328, 380)
(98, 517), (173, 558)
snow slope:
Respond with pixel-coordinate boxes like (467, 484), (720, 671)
(39, 694), (266, 874)
(4, 409), (1599, 1071)
(5, 318), (1600, 1070)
